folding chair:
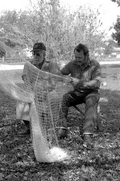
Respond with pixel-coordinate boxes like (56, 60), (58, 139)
(67, 100), (102, 132)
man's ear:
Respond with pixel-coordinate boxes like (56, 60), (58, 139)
(44, 51), (46, 57)
(85, 54), (89, 62)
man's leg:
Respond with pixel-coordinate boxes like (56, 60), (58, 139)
(20, 103), (31, 135)
(22, 120), (30, 135)
(83, 92), (100, 148)
(59, 91), (85, 139)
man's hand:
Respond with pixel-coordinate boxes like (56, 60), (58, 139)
(71, 77), (79, 85)
(83, 81), (90, 88)
(69, 77), (84, 88)
(22, 75), (27, 81)
(66, 76), (79, 85)
(66, 76), (85, 88)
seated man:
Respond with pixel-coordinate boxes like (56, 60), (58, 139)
(19, 42), (60, 135)
(59, 43), (101, 148)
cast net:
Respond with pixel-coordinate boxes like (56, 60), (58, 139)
(0, 61), (73, 162)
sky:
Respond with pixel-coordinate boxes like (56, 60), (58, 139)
(0, 0), (29, 12)
(61, 0), (120, 29)
(0, 0), (120, 37)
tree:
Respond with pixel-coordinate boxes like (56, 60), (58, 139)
(112, 17), (120, 45)
(0, 1), (107, 61)
(65, 5), (105, 58)
(111, 0), (120, 45)
(0, 10), (28, 47)
(111, 0), (120, 6)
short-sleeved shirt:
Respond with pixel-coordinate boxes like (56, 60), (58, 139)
(61, 59), (101, 91)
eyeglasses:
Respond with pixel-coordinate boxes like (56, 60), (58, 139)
(33, 52), (41, 57)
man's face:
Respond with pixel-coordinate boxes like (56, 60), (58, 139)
(33, 50), (45, 64)
(74, 50), (86, 66)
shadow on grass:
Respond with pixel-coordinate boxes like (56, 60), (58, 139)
(99, 89), (120, 133)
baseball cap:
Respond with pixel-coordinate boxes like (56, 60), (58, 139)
(31, 42), (46, 52)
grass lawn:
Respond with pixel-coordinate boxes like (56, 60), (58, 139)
(0, 65), (120, 180)
(0, 89), (120, 180)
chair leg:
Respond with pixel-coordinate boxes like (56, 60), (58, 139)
(71, 103), (103, 133)
(96, 116), (102, 131)
(96, 104), (102, 132)
(79, 120), (84, 139)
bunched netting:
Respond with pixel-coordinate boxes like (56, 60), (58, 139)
(0, 61), (73, 162)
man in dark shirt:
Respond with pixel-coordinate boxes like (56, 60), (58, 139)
(59, 43), (101, 148)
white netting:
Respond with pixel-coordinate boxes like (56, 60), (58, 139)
(0, 61), (73, 162)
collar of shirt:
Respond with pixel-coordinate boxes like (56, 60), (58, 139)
(31, 58), (46, 69)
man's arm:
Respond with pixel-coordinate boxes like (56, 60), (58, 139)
(60, 62), (71, 75)
(22, 63), (27, 81)
(72, 62), (101, 90)
(49, 61), (62, 75)
(22, 62), (35, 90)
(83, 63), (101, 89)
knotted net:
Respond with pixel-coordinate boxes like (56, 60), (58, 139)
(0, 61), (73, 162)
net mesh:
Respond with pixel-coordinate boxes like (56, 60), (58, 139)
(0, 61), (73, 162)
(1, 58), (120, 162)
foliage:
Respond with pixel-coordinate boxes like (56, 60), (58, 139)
(0, 0), (106, 61)
(111, 0), (120, 6)
(112, 17), (120, 45)
(111, 0), (120, 45)
(70, 6), (104, 58)
(104, 40), (115, 54)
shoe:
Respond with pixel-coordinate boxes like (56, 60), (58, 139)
(21, 120), (30, 136)
(83, 134), (93, 149)
(23, 120), (30, 128)
(58, 128), (68, 139)
(20, 129), (30, 136)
